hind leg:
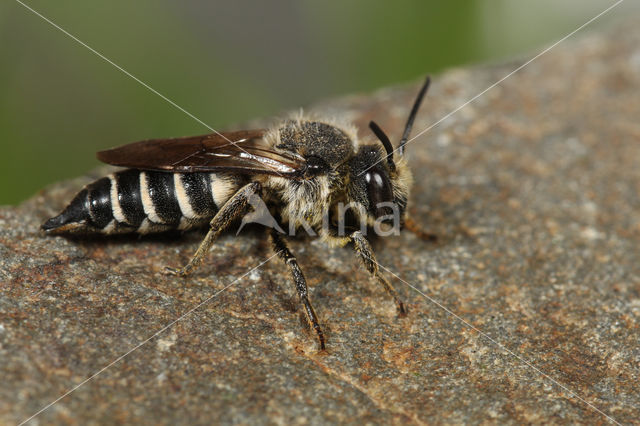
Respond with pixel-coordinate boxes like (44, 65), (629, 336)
(166, 182), (261, 276)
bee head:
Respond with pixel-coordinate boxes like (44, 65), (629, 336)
(347, 76), (430, 226)
(347, 146), (409, 225)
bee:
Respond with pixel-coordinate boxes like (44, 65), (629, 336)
(43, 77), (433, 349)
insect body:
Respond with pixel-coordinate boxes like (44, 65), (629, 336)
(43, 77), (432, 349)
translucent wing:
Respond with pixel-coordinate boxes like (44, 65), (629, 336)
(97, 130), (307, 177)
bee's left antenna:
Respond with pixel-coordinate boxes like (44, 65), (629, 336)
(398, 76), (431, 156)
(369, 120), (396, 172)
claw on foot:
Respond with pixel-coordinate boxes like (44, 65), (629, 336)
(163, 266), (190, 277)
(315, 330), (326, 351)
(318, 339), (326, 352)
(397, 300), (407, 317)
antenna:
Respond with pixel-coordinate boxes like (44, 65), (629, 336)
(369, 120), (396, 172)
(399, 76), (431, 156)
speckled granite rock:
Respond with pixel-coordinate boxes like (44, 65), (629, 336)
(2, 19), (640, 426)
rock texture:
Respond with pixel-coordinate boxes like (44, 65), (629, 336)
(2, 18), (640, 426)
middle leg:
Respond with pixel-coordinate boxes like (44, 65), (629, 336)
(270, 230), (325, 350)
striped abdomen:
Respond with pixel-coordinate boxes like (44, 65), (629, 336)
(42, 170), (242, 234)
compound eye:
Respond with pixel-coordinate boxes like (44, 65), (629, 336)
(365, 167), (394, 217)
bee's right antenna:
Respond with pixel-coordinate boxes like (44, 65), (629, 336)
(398, 76), (431, 156)
(368, 120), (396, 172)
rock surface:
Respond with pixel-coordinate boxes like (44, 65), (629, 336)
(2, 18), (640, 426)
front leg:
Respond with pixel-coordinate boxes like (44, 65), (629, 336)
(270, 230), (326, 350)
(166, 182), (262, 276)
(404, 216), (438, 242)
(350, 231), (406, 315)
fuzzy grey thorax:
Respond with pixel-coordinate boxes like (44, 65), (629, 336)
(276, 120), (356, 170)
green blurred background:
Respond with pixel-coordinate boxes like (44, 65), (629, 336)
(0, 0), (634, 204)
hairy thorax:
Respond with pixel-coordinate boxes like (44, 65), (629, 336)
(263, 174), (335, 232)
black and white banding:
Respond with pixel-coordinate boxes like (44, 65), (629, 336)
(42, 169), (241, 234)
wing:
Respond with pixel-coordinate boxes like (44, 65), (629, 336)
(96, 130), (307, 177)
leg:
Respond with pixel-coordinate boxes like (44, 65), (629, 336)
(350, 231), (406, 315)
(404, 216), (438, 242)
(166, 182), (261, 276)
(270, 230), (326, 350)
